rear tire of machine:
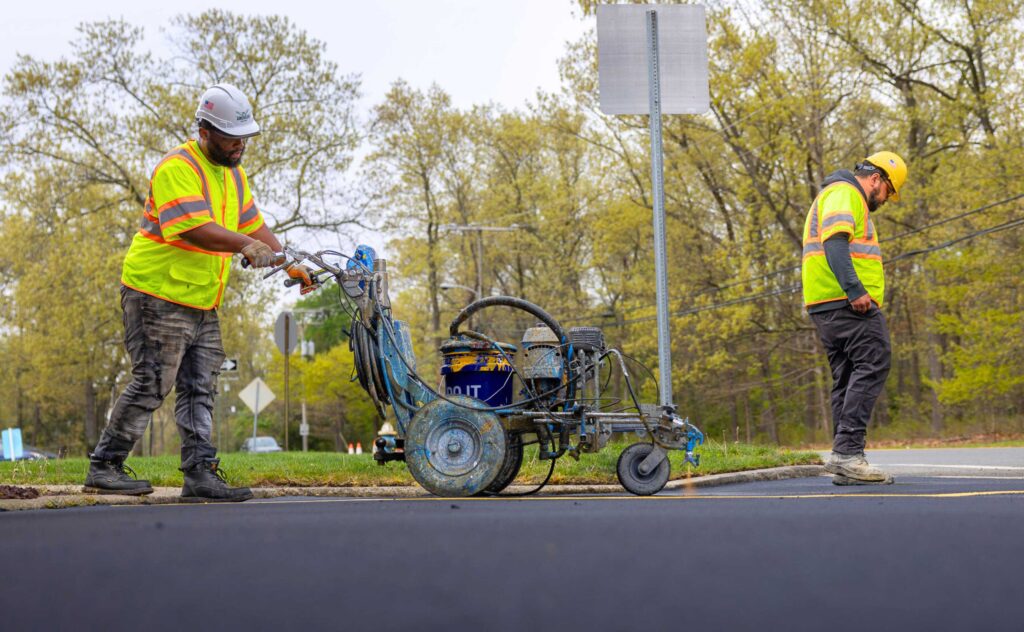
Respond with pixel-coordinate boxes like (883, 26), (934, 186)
(616, 442), (670, 496)
(479, 434), (524, 495)
(405, 396), (507, 497)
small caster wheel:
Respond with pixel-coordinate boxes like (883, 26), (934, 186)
(616, 442), (670, 496)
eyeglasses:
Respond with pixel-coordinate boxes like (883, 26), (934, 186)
(879, 173), (895, 197)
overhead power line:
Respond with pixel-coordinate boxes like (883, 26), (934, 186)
(560, 191), (1024, 326)
(590, 212), (1024, 327)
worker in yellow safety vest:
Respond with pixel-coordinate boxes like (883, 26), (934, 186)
(84, 84), (316, 501)
(801, 151), (907, 485)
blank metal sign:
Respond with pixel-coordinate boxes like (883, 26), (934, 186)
(596, 4), (710, 115)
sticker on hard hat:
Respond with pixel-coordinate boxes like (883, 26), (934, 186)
(889, 159), (897, 166)
(203, 100), (215, 110)
(236, 110), (251, 122)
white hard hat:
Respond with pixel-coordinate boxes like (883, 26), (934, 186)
(194, 83), (260, 138)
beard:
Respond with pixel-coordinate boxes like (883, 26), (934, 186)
(867, 188), (885, 212)
(207, 142), (244, 168)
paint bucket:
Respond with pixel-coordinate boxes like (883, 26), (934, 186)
(439, 338), (517, 406)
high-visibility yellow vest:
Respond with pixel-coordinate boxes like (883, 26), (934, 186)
(801, 181), (885, 308)
(121, 140), (264, 309)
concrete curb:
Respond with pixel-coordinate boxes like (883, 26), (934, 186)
(0, 465), (825, 512)
(664, 464), (825, 490)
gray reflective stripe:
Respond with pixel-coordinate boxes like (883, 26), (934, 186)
(802, 243), (824, 257)
(171, 149), (211, 205)
(231, 168), (244, 219)
(238, 203), (259, 225)
(159, 199), (211, 224)
(821, 213), (855, 230)
(866, 220), (875, 240)
(807, 206), (819, 239)
(850, 243), (882, 257)
(140, 201), (162, 236)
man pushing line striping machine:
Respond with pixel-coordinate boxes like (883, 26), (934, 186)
(253, 245), (705, 497)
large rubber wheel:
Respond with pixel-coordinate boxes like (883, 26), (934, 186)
(481, 434), (524, 495)
(616, 442), (670, 496)
(405, 396), (507, 497)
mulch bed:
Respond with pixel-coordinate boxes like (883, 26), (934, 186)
(0, 485), (41, 500)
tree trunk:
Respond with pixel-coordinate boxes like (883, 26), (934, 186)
(923, 288), (945, 433)
(759, 354), (779, 444)
(84, 380), (98, 446)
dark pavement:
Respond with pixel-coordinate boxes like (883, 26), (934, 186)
(2, 476), (1023, 631)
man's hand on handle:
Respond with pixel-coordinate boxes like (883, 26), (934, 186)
(240, 241), (280, 268)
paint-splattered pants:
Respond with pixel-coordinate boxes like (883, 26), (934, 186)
(92, 286), (225, 469)
(810, 305), (892, 455)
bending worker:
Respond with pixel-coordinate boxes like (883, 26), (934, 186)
(83, 84), (315, 501)
(801, 151), (907, 485)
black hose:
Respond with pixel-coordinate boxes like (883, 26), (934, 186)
(448, 295), (577, 407)
(449, 295), (566, 342)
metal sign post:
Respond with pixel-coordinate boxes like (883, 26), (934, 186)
(274, 311), (298, 451)
(597, 5), (710, 409)
(645, 9), (673, 408)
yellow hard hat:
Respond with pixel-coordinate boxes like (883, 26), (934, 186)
(863, 151), (907, 202)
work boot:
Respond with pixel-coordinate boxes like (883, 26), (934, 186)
(180, 459), (253, 503)
(823, 452), (888, 482)
(832, 473), (895, 486)
(83, 457), (154, 496)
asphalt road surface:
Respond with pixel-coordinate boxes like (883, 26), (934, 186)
(3, 475), (1023, 631)
(865, 446), (1024, 477)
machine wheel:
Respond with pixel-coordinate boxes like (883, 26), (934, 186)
(616, 442), (670, 496)
(405, 396), (507, 497)
(481, 434), (524, 495)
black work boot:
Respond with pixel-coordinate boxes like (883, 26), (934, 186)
(181, 459), (253, 503)
(83, 457), (154, 496)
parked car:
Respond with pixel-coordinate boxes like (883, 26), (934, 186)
(0, 445), (59, 461)
(240, 436), (283, 453)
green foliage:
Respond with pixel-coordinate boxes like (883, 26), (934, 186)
(292, 279), (354, 352)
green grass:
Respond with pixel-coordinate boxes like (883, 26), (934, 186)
(0, 441), (821, 488)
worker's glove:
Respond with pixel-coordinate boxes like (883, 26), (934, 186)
(287, 263), (320, 295)
(240, 241), (281, 268)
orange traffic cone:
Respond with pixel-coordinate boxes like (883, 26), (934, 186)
(347, 442), (354, 454)
(356, 442), (363, 455)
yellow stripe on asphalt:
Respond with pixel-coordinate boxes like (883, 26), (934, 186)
(249, 487), (1024, 501)
(117, 489), (1024, 509)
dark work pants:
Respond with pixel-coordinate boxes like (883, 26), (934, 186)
(92, 286), (225, 469)
(810, 306), (891, 455)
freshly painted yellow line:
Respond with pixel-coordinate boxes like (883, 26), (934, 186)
(244, 490), (1024, 504)
(389, 490), (1024, 501)
(118, 488), (1024, 508)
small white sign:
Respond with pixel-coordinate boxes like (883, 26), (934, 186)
(597, 4), (710, 115)
(238, 377), (275, 415)
(299, 423), (310, 437)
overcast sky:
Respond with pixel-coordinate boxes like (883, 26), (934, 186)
(0, 0), (591, 112)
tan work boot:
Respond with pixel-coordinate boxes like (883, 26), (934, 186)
(832, 473), (894, 486)
(823, 452), (888, 482)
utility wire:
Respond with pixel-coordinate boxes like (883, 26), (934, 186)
(604, 213), (1024, 327)
(561, 192), (1024, 325)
